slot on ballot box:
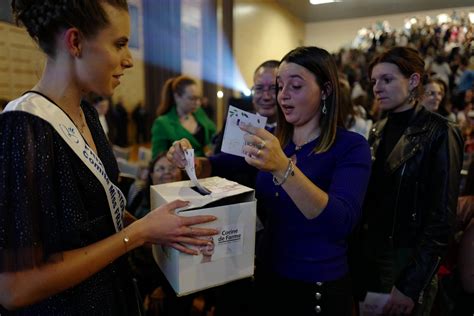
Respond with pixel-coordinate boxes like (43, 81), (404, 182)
(151, 176), (257, 296)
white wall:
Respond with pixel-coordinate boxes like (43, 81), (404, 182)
(305, 6), (474, 53)
(234, 0), (305, 90)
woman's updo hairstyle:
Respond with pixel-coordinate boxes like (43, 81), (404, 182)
(11, 0), (129, 57)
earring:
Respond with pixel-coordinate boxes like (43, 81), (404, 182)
(322, 98), (327, 115)
(408, 90), (415, 104)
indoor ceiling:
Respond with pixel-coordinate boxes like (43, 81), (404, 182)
(274, 0), (474, 23)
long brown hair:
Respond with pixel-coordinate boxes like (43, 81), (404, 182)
(276, 46), (343, 153)
(156, 75), (196, 116)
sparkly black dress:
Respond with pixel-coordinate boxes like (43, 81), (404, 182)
(0, 94), (139, 315)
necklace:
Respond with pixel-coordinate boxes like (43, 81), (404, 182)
(294, 132), (320, 151)
(76, 108), (87, 134)
(181, 114), (191, 121)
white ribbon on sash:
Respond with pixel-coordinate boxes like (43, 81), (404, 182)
(4, 92), (125, 232)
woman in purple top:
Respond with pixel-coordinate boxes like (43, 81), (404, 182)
(167, 46), (371, 315)
(240, 46), (372, 315)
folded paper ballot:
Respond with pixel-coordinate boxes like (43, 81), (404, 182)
(184, 148), (211, 195)
(359, 292), (390, 316)
(221, 105), (267, 157)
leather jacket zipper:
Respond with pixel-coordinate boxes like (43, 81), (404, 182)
(390, 163), (406, 245)
(417, 256), (441, 304)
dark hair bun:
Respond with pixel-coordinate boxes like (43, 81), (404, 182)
(11, 0), (67, 41)
(11, 0), (128, 56)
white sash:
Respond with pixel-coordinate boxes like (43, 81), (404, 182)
(3, 92), (125, 232)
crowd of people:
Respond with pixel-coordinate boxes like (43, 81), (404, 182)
(0, 1), (473, 316)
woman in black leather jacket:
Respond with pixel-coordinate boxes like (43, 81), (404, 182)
(357, 47), (464, 316)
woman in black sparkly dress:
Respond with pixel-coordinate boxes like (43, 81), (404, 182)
(0, 1), (217, 315)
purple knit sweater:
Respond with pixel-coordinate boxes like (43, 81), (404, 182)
(256, 128), (371, 282)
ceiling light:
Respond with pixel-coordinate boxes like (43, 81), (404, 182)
(242, 88), (251, 97)
(309, 0), (340, 5)
(437, 14), (450, 24)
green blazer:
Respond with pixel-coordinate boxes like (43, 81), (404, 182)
(151, 106), (216, 159)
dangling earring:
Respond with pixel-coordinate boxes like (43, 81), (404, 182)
(322, 98), (327, 115)
(408, 89), (416, 104)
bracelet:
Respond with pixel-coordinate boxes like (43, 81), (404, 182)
(272, 159), (295, 186)
(121, 229), (130, 253)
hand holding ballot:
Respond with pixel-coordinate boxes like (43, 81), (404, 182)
(221, 106), (267, 157)
(167, 139), (211, 194)
(239, 122), (289, 176)
(218, 106), (290, 178)
(167, 138), (193, 169)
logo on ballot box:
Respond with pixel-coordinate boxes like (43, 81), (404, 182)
(193, 224), (244, 264)
(216, 224), (244, 257)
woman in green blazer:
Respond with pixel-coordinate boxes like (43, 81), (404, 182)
(151, 76), (216, 159)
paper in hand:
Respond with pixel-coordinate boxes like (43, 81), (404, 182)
(184, 149), (211, 195)
(359, 292), (390, 316)
(221, 105), (267, 157)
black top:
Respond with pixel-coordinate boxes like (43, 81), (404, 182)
(0, 94), (139, 315)
(379, 107), (416, 162)
(368, 106), (416, 241)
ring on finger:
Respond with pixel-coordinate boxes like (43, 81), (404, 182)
(256, 149), (261, 157)
(256, 140), (265, 150)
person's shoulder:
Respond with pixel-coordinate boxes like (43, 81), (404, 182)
(335, 127), (369, 145)
(414, 106), (445, 125)
(151, 113), (178, 137)
(1, 108), (52, 131)
(418, 110), (463, 146)
(423, 108), (460, 133)
(329, 128), (370, 159)
(0, 111), (57, 153)
(153, 112), (176, 126)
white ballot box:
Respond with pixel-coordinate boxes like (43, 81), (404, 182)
(151, 177), (257, 296)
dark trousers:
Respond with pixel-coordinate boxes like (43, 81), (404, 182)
(254, 269), (353, 316)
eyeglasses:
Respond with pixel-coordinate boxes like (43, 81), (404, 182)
(424, 90), (444, 98)
(153, 165), (178, 174)
(185, 95), (200, 102)
(179, 93), (200, 102)
(252, 85), (277, 97)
